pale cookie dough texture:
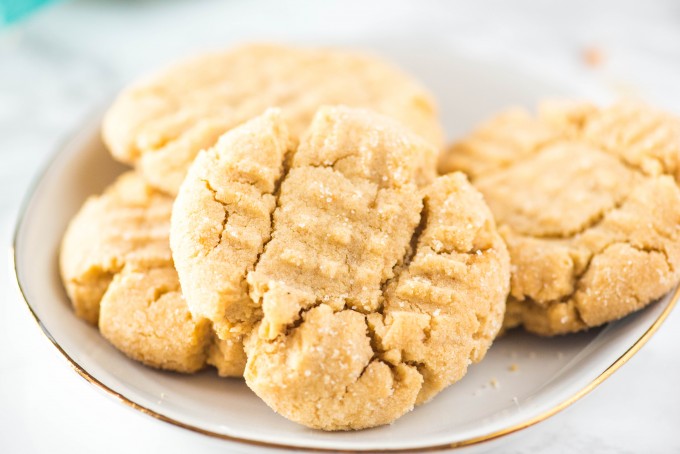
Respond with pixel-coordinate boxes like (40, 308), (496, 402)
(60, 171), (245, 375)
(103, 43), (444, 195)
(172, 106), (510, 430)
(439, 100), (680, 336)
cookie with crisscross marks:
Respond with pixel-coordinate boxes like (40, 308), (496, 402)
(439, 100), (680, 335)
(172, 106), (509, 429)
(103, 43), (444, 195)
(60, 171), (245, 375)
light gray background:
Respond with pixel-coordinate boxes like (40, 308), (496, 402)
(1, 1), (679, 452)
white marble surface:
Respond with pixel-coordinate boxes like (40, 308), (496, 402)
(2, 1), (680, 452)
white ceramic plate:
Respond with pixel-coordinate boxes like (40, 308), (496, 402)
(12, 44), (678, 453)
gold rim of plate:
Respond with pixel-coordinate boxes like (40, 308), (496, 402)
(10, 141), (680, 452)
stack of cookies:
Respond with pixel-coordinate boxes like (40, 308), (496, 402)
(60, 43), (680, 431)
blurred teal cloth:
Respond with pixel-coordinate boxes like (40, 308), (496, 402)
(1, 0), (57, 26)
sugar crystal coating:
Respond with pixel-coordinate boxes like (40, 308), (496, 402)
(173, 106), (509, 429)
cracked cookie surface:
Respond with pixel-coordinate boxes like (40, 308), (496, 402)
(103, 43), (444, 195)
(172, 106), (509, 430)
(99, 264), (211, 373)
(440, 100), (680, 335)
(171, 109), (291, 342)
(60, 171), (245, 374)
(61, 171), (174, 324)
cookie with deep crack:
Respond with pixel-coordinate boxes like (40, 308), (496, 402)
(170, 106), (436, 341)
(245, 173), (510, 430)
(440, 100), (680, 335)
(103, 43), (444, 195)
(60, 171), (245, 374)
(99, 264), (210, 373)
(60, 171), (173, 324)
(170, 109), (291, 341)
(172, 106), (509, 430)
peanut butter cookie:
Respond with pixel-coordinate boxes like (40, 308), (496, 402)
(99, 264), (210, 373)
(172, 106), (509, 429)
(60, 171), (245, 374)
(60, 171), (173, 325)
(440, 100), (680, 335)
(103, 43), (444, 195)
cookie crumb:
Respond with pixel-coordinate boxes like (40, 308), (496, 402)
(582, 46), (605, 68)
(490, 378), (499, 389)
(509, 363), (519, 372)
